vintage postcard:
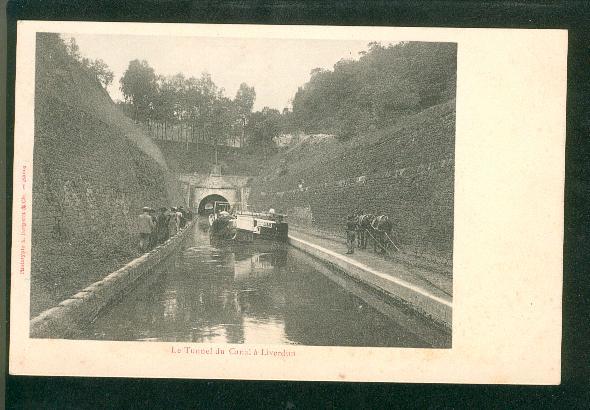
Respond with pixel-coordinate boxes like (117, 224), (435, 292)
(10, 21), (566, 383)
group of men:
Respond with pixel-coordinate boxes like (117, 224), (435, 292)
(138, 206), (193, 253)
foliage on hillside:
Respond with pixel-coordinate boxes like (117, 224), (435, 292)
(290, 42), (457, 139)
(45, 35), (115, 89)
(118, 61), (262, 149)
(114, 41), (456, 155)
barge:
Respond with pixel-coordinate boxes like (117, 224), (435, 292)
(208, 202), (288, 249)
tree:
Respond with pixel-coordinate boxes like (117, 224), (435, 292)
(86, 59), (114, 88)
(65, 37), (82, 62)
(211, 96), (236, 147)
(183, 76), (205, 144)
(36, 33), (70, 71)
(247, 107), (282, 157)
(234, 83), (256, 116)
(234, 83), (256, 147)
(290, 41), (457, 137)
(120, 60), (158, 122)
(59, 37), (115, 90)
(151, 75), (177, 139)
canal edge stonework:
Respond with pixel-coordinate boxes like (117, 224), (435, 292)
(288, 234), (452, 331)
(29, 222), (195, 339)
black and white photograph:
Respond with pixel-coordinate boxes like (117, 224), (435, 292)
(9, 22), (566, 384)
(27, 30), (455, 348)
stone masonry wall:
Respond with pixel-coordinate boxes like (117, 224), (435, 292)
(249, 101), (455, 265)
(31, 99), (172, 316)
(32, 97), (169, 250)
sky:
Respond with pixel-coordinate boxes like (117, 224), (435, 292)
(65, 33), (372, 111)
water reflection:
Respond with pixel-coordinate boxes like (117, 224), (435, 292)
(81, 223), (437, 347)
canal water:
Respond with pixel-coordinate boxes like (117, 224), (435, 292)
(80, 221), (447, 348)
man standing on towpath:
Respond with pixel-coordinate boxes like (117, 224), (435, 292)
(168, 207), (178, 236)
(156, 207), (170, 244)
(345, 212), (357, 254)
(138, 207), (155, 253)
(174, 207), (184, 232)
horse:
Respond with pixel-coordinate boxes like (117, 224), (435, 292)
(356, 213), (373, 249)
(370, 214), (393, 254)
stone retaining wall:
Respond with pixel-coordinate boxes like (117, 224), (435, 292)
(31, 43), (181, 315)
(249, 101), (456, 266)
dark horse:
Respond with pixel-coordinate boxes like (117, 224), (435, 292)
(370, 215), (393, 254)
(356, 213), (373, 249)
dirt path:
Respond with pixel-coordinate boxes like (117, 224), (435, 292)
(289, 226), (452, 298)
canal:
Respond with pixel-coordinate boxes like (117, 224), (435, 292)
(79, 221), (449, 348)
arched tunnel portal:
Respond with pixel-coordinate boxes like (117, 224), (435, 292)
(197, 194), (230, 215)
(178, 173), (252, 216)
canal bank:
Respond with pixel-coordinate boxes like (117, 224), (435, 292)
(31, 217), (450, 347)
(30, 222), (195, 339)
(79, 221), (442, 347)
(287, 227), (452, 331)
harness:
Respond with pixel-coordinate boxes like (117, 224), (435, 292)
(364, 225), (401, 253)
(358, 214), (371, 228)
(371, 215), (387, 230)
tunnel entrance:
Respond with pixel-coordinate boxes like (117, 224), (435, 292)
(198, 194), (230, 215)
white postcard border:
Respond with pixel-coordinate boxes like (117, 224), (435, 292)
(10, 21), (566, 384)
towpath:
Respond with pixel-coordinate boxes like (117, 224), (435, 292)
(288, 226), (453, 328)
